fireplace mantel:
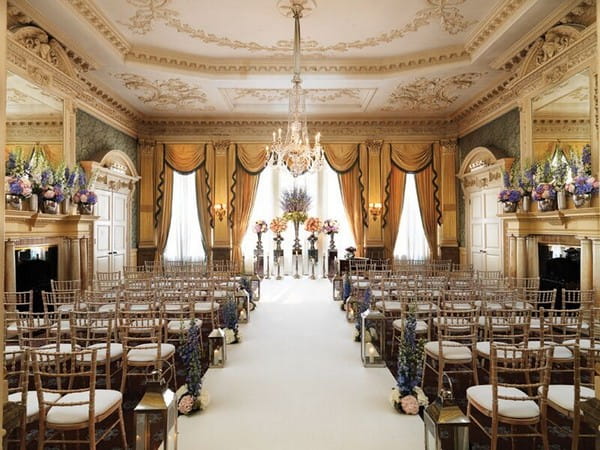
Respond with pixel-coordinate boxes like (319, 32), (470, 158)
(5, 210), (98, 238)
(501, 207), (600, 238)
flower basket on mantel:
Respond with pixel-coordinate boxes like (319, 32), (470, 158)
(532, 183), (557, 212)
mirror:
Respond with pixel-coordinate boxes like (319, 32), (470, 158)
(532, 70), (591, 162)
(5, 71), (63, 164)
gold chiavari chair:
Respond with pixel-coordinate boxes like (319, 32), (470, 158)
(4, 290), (33, 345)
(423, 306), (479, 392)
(467, 344), (553, 450)
(84, 289), (121, 313)
(95, 271), (121, 281)
(17, 311), (76, 353)
(32, 349), (127, 450)
(5, 348), (31, 450)
(516, 289), (556, 333)
(50, 279), (81, 292)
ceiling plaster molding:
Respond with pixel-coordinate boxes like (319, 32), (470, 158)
(455, 22), (596, 136)
(62, 0), (131, 55)
(119, 0), (475, 55)
(464, 0), (530, 56)
(112, 73), (215, 112)
(7, 120), (64, 141)
(230, 88), (362, 104)
(491, 0), (595, 71)
(124, 46), (470, 75)
(138, 118), (457, 141)
(382, 72), (484, 112)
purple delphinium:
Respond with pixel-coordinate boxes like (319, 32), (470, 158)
(502, 171), (510, 189)
(355, 288), (372, 339)
(498, 189), (522, 203)
(567, 175), (599, 195)
(396, 311), (424, 396)
(582, 145), (592, 168)
(78, 169), (87, 189)
(40, 169), (51, 187)
(6, 153), (16, 172)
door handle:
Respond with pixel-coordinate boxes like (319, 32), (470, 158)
(479, 250), (487, 254)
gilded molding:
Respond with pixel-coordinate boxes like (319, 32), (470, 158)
(440, 139), (458, 153)
(7, 120), (64, 141)
(120, 0), (475, 55)
(230, 88), (361, 103)
(113, 73), (214, 111)
(365, 139), (383, 153)
(383, 73), (484, 111)
(532, 118), (591, 138)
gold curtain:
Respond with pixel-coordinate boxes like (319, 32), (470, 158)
(165, 144), (205, 172)
(324, 143), (359, 172)
(390, 143), (432, 172)
(155, 164), (174, 261)
(195, 161), (212, 255)
(383, 166), (406, 259)
(414, 165), (440, 257)
(231, 144), (266, 266)
(339, 163), (366, 256)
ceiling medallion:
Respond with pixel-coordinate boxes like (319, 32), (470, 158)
(265, 1), (324, 178)
(112, 73), (214, 111)
(383, 72), (483, 111)
(121, 0), (476, 54)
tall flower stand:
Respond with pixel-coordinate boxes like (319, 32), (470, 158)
(254, 232), (264, 278)
(273, 234), (284, 280)
(327, 233), (338, 279)
(307, 233), (318, 280)
(292, 220), (302, 279)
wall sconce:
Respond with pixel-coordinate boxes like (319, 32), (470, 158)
(369, 202), (382, 221)
(214, 203), (227, 222)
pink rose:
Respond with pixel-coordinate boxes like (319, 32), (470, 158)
(178, 394), (195, 415)
(43, 189), (55, 199)
(400, 395), (419, 415)
(79, 194), (88, 203)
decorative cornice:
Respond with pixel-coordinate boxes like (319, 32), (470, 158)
(62, 0), (131, 55)
(532, 118), (591, 138)
(139, 118), (457, 140)
(6, 120), (64, 141)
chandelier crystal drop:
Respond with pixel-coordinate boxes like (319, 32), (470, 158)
(265, 1), (324, 178)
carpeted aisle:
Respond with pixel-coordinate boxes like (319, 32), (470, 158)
(177, 278), (424, 450)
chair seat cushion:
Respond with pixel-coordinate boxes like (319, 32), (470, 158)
(476, 342), (522, 359)
(8, 391), (61, 419)
(564, 339), (600, 352)
(85, 343), (124, 362)
(98, 303), (120, 312)
(39, 343), (81, 353)
(4, 345), (23, 361)
(541, 384), (595, 413)
(392, 319), (427, 333)
(194, 302), (219, 312)
(526, 341), (573, 360)
(127, 343), (176, 362)
(425, 340), (472, 360)
(467, 385), (539, 419)
(50, 320), (71, 334)
(167, 318), (202, 332)
(46, 390), (122, 425)
(374, 301), (403, 312)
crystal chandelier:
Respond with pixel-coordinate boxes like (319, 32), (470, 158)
(265, 1), (324, 178)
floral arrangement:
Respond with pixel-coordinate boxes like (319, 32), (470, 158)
(498, 163), (522, 203)
(269, 216), (288, 234)
(345, 246), (357, 259)
(253, 220), (268, 234)
(341, 272), (352, 311)
(41, 184), (65, 203)
(239, 276), (256, 308)
(72, 189), (98, 205)
(281, 187), (311, 223)
(390, 311), (428, 414)
(566, 145), (598, 196)
(532, 182), (557, 201)
(223, 297), (240, 344)
(5, 176), (32, 198)
(176, 320), (209, 415)
(322, 219), (339, 234)
(518, 161), (537, 195)
(304, 217), (322, 233)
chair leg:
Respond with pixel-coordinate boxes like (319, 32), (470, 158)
(118, 404), (128, 450)
(88, 422), (96, 450)
(105, 361), (111, 390)
(120, 362), (127, 394)
(571, 413), (580, 450)
(541, 419), (550, 450)
(437, 359), (444, 393)
(37, 420), (45, 450)
(491, 417), (498, 450)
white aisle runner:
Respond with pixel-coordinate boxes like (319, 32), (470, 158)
(177, 278), (424, 450)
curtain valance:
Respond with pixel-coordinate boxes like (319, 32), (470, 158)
(390, 143), (433, 172)
(237, 144), (268, 174)
(165, 144), (205, 173)
(324, 143), (360, 173)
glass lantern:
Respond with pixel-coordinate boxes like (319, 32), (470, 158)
(424, 378), (470, 450)
(332, 274), (343, 301)
(134, 371), (177, 450)
(236, 290), (250, 324)
(360, 309), (386, 367)
(208, 328), (227, 368)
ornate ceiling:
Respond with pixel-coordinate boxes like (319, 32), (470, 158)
(14, 0), (574, 119)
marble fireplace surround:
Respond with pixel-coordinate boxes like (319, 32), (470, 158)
(501, 206), (600, 303)
(4, 211), (96, 293)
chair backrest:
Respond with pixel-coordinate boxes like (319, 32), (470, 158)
(476, 270), (504, 280)
(479, 289), (519, 309)
(452, 263), (473, 272)
(95, 271), (121, 281)
(42, 290), (80, 313)
(84, 289), (120, 311)
(520, 289), (557, 311)
(481, 307), (531, 345)
(562, 289), (594, 310)
(490, 344), (552, 413)
(17, 311), (63, 349)
(70, 310), (116, 349)
(4, 290), (33, 312)
(122, 289), (156, 308)
(436, 307), (479, 342)
(31, 349), (98, 421)
(50, 279), (81, 292)
(509, 277), (540, 290)
(118, 307), (165, 358)
(540, 308), (581, 345)
(4, 348), (28, 402)
(440, 289), (477, 310)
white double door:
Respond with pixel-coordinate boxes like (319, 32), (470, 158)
(94, 189), (128, 274)
(469, 188), (502, 272)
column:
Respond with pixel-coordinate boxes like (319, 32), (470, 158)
(4, 240), (16, 293)
(212, 140), (232, 260)
(365, 139), (383, 249)
(508, 234), (517, 279)
(592, 238), (600, 306)
(58, 238), (69, 281)
(80, 237), (89, 290)
(439, 140), (459, 262)
(70, 238), (81, 281)
(516, 235), (527, 279)
(526, 236), (539, 278)
(138, 139), (156, 263)
(580, 237), (593, 292)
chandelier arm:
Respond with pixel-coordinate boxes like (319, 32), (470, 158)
(292, 4), (302, 84)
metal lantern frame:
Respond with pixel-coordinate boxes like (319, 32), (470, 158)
(424, 376), (470, 450)
(360, 309), (386, 367)
(208, 328), (227, 368)
(134, 373), (178, 450)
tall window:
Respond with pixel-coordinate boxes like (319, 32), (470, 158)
(164, 171), (206, 261)
(394, 173), (429, 260)
(241, 165), (355, 273)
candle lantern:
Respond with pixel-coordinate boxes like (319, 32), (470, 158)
(134, 371), (177, 450)
(360, 309), (385, 367)
(250, 275), (261, 301)
(208, 328), (227, 368)
(424, 376), (470, 450)
(236, 290), (250, 324)
(332, 274), (343, 301)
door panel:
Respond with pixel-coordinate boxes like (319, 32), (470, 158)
(94, 190), (129, 276)
(111, 192), (128, 272)
(94, 191), (112, 275)
(469, 188), (503, 272)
